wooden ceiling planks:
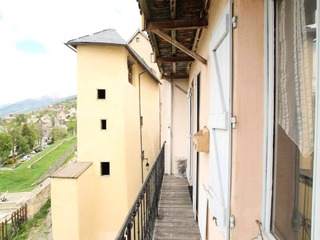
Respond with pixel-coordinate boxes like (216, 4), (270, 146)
(138, 0), (208, 80)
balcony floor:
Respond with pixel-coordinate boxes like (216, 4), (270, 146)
(153, 175), (201, 240)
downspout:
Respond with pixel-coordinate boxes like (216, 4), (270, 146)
(139, 71), (146, 183)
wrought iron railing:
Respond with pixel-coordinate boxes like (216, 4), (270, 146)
(115, 143), (165, 240)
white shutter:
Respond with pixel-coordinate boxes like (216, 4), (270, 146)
(207, 2), (232, 239)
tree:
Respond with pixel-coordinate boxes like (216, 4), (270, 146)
(0, 132), (13, 164)
(21, 123), (36, 149)
(67, 118), (77, 136)
(50, 126), (68, 141)
(16, 136), (30, 155)
(7, 122), (21, 158)
(14, 114), (27, 126)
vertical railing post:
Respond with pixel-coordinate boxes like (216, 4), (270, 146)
(1, 221), (4, 240)
(4, 219), (7, 240)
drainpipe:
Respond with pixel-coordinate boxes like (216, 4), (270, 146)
(139, 71), (146, 183)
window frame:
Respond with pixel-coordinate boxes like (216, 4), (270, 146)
(263, 0), (320, 239)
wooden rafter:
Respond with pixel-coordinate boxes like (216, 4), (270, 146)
(157, 56), (194, 63)
(170, 0), (177, 74)
(139, 0), (151, 20)
(152, 29), (207, 65)
(162, 74), (189, 80)
(146, 18), (208, 31)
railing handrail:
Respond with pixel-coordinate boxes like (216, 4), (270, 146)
(115, 142), (165, 240)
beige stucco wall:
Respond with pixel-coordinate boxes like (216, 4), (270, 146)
(171, 79), (188, 175)
(51, 178), (81, 240)
(51, 165), (95, 240)
(231, 0), (264, 239)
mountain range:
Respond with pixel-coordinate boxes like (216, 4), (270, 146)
(0, 95), (76, 117)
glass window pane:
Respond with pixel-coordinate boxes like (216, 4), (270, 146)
(273, 0), (317, 239)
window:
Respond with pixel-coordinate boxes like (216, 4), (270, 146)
(267, 1), (317, 239)
(128, 59), (133, 84)
(101, 162), (110, 176)
(136, 37), (140, 43)
(101, 119), (107, 130)
(97, 89), (106, 99)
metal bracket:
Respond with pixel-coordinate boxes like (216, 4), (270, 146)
(230, 215), (235, 229)
(232, 16), (238, 29)
(231, 116), (237, 129)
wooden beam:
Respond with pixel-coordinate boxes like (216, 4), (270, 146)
(162, 74), (189, 80)
(152, 29), (207, 65)
(157, 56), (194, 63)
(146, 18), (208, 31)
(139, 0), (150, 20)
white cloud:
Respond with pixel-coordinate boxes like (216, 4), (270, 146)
(0, 0), (141, 106)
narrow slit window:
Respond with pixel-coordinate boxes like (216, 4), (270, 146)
(128, 59), (133, 84)
(97, 89), (106, 99)
(101, 162), (110, 176)
(101, 119), (107, 130)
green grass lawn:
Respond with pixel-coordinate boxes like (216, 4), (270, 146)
(0, 137), (77, 192)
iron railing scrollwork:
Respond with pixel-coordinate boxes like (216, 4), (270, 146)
(116, 143), (165, 240)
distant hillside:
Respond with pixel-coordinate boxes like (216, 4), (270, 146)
(0, 95), (76, 117)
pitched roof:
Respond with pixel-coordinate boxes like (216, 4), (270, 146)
(66, 29), (126, 50)
(127, 29), (149, 44)
(66, 28), (161, 84)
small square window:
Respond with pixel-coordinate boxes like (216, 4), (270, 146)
(101, 119), (107, 130)
(101, 162), (110, 176)
(97, 89), (106, 99)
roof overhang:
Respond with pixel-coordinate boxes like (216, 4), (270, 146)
(137, 0), (210, 80)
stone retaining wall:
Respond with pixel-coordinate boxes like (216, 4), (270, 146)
(27, 178), (51, 219)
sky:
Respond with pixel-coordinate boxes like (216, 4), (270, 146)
(0, 0), (141, 106)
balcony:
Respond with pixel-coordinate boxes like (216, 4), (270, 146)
(116, 144), (201, 240)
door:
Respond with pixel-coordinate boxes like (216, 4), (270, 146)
(207, 2), (233, 239)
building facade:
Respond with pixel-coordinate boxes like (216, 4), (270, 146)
(51, 29), (160, 239)
(137, 0), (320, 239)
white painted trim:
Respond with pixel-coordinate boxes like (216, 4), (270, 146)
(192, 74), (199, 220)
(311, 1), (320, 238)
(187, 89), (192, 182)
(262, 0), (275, 235)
